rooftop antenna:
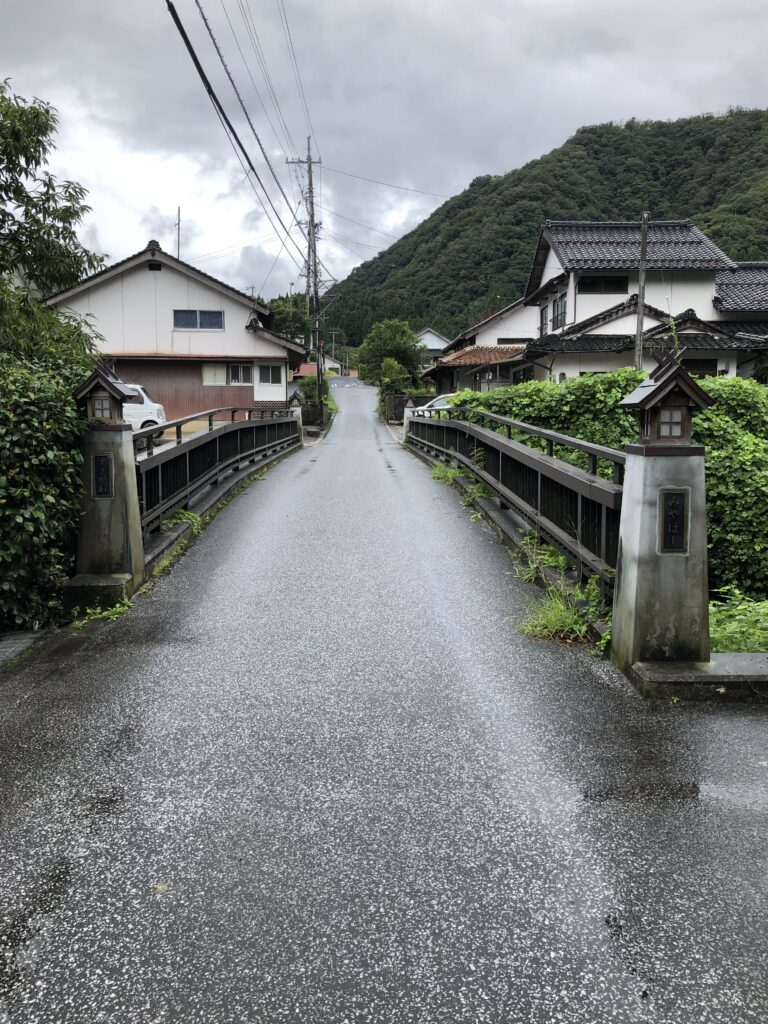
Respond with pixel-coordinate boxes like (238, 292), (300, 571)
(176, 206), (181, 258)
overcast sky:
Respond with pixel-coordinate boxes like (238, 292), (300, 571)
(3, 0), (766, 299)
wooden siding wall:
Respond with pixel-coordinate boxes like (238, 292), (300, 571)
(114, 360), (257, 420)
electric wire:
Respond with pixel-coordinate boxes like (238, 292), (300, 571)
(210, 102), (304, 275)
(237, 0), (301, 161)
(217, 0), (300, 205)
(315, 203), (399, 239)
(275, 0), (320, 157)
(166, 0), (305, 274)
(194, 0), (308, 239)
(322, 165), (450, 198)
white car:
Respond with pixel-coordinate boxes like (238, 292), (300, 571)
(122, 385), (167, 433)
(404, 393), (458, 419)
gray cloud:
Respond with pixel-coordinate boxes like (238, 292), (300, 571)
(3, 0), (767, 297)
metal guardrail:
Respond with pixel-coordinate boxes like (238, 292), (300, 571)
(407, 407), (623, 578)
(134, 407), (299, 533)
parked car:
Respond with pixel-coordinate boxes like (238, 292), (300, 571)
(122, 385), (167, 433)
(404, 393), (458, 419)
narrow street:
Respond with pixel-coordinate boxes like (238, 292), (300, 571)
(0, 381), (766, 1023)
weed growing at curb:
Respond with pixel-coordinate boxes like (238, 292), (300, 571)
(431, 464), (462, 485)
(162, 509), (202, 536)
(72, 599), (134, 629)
(520, 585), (590, 643)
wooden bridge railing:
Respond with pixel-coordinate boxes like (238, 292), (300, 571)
(134, 407), (299, 533)
(407, 406), (624, 580)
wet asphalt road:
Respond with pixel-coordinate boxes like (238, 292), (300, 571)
(1, 380), (767, 1023)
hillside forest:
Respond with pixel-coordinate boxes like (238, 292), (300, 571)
(324, 109), (768, 343)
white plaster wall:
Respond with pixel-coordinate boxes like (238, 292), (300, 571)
(474, 304), (539, 345)
(417, 329), (448, 350)
(55, 263), (275, 359)
(541, 248), (564, 284)
(629, 271), (718, 319)
(551, 349), (736, 380)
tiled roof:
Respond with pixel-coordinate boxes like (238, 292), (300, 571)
(529, 334), (634, 354)
(450, 300), (525, 348)
(714, 263), (768, 311)
(525, 220), (735, 297)
(561, 294), (669, 335)
(47, 240), (272, 313)
(713, 320), (768, 338)
(546, 221), (735, 271)
(437, 344), (526, 367)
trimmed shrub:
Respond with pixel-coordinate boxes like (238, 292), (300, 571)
(455, 372), (768, 596)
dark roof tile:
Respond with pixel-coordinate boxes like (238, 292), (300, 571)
(714, 262), (768, 311)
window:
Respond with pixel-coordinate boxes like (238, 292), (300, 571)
(147, 261), (162, 272)
(577, 275), (629, 294)
(259, 365), (282, 385)
(93, 397), (112, 419)
(202, 364), (227, 386)
(539, 305), (548, 337)
(551, 294), (567, 330)
(659, 407), (684, 439)
(173, 309), (224, 330)
(199, 310), (224, 329)
(229, 363), (253, 385)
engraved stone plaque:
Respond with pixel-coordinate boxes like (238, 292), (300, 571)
(93, 454), (113, 498)
(661, 489), (687, 554)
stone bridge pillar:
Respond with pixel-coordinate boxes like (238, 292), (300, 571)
(611, 360), (713, 675)
(64, 368), (145, 611)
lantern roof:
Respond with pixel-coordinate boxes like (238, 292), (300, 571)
(619, 356), (714, 412)
(73, 364), (136, 403)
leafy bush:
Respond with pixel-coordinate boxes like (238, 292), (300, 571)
(458, 371), (768, 596)
(0, 364), (86, 627)
(709, 588), (768, 653)
(297, 373), (327, 405)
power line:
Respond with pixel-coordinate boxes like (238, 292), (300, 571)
(275, 0), (320, 157)
(325, 230), (381, 251)
(166, 0), (307, 273)
(237, 0), (300, 161)
(194, 0), (307, 242)
(209, 101), (303, 275)
(217, 0), (299, 202)
(258, 203), (302, 295)
(322, 165), (450, 199)
(315, 203), (399, 239)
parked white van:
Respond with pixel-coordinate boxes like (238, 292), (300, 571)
(122, 385), (167, 432)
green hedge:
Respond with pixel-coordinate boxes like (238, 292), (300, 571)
(453, 371), (768, 597)
(0, 363), (85, 627)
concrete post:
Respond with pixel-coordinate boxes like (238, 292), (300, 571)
(64, 423), (145, 611)
(611, 447), (710, 673)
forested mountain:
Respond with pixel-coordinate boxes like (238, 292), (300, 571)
(326, 109), (768, 343)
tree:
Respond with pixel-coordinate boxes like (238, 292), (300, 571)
(268, 292), (309, 342)
(0, 84), (103, 626)
(357, 319), (427, 384)
(0, 80), (103, 296)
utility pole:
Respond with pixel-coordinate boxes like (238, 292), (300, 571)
(287, 138), (323, 414)
(635, 211), (649, 371)
(176, 206), (181, 259)
(331, 330), (337, 364)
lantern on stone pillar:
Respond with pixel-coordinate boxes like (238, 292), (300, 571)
(619, 355), (713, 448)
(73, 366), (135, 424)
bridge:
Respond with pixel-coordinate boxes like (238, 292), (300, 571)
(0, 381), (766, 1022)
